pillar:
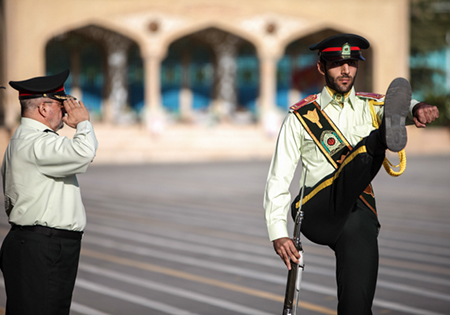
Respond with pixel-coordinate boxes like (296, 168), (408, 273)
(143, 52), (165, 134)
(259, 56), (277, 112)
(259, 55), (281, 136)
(103, 34), (132, 124)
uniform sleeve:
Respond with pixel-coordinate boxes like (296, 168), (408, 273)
(374, 99), (420, 126)
(407, 99), (420, 125)
(264, 113), (302, 241)
(34, 121), (99, 178)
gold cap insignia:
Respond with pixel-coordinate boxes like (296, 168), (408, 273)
(342, 42), (351, 59)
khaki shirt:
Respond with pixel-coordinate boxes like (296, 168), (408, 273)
(2, 117), (98, 231)
(264, 86), (418, 241)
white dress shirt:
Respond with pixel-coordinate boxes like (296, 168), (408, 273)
(2, 117), (98, 231)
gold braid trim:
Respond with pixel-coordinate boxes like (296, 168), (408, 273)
(382, 150), (406, 177)
(368, 99), (407, 177)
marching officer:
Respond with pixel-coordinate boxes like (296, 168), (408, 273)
(264, 34), (439, 314)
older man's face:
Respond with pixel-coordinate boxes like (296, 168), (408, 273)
(42, 99), (65, 131)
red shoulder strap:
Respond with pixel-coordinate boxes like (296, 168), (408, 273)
(290, 94), (318, 111)
(356, 92), (385, 101)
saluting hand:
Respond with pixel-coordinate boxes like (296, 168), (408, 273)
(62, 99), (90, 129)
(273, 237), (300, 270)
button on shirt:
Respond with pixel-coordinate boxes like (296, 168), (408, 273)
(2, 118), (98, 231)
(264, 86), (417, 241)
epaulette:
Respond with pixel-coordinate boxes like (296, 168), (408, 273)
(356, 92), (385, 102)
(290, 94), (317, 111)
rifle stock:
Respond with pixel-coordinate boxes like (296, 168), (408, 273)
(282, 236), (304, 314)
(283, 262), (298, 315)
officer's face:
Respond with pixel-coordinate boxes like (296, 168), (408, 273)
(43, 99), (65, 131)
(318, 60), (359, 94)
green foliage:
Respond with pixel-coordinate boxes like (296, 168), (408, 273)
(410, 66), (445, 93)
(410, 0), (450, 56)
(410, 0), (450, 127)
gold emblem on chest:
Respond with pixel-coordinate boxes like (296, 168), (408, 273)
(303, 108), (323, 129)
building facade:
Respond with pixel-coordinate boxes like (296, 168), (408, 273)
(0, 0), (410, 134)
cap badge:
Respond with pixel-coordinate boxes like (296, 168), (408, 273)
(342, 42), (351, 59)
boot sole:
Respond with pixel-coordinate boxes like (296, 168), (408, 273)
(383, 78), (411, 152)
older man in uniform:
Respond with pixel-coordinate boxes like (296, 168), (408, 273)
(264, 34), (439, 314)
(0, 70), (98, 315)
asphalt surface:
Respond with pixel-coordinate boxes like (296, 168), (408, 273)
(0, 155), (448, 315)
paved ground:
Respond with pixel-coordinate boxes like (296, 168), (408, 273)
(0, 155), (448, 314)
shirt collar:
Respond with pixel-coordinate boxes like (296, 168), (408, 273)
(21, 117), (53, 132)
(318, 86), (356, 110)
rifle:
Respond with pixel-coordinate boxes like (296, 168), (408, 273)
(282, 168), (308, 315)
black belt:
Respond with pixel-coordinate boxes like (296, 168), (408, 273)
(11, 224), (83, 240)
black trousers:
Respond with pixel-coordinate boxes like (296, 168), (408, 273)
(292, 138), (384, 315)
(0, 227), (81, 315)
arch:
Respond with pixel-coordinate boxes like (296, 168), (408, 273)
(45, 24), (144, 123)
(161, 26), (260, 122)
(159, 19), (262, 60)
(161, 35), (215, 117)
(279, 22), (373, 52)
(40, 18), (147, 57)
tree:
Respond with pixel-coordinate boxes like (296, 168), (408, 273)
(410, 0), (450, 126)
(410, 0), (450, 55)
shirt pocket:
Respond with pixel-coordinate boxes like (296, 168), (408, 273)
(350, 124), (376, 144)
(301, 132), (318, 156)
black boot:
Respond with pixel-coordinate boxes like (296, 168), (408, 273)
(381, 77), (411, 152)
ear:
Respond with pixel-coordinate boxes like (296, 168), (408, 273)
(317, 60), (326, 76)
(37, 101), (48, 117)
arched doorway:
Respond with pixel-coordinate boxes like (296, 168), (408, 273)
(46, 34), (104, 117)
(161, 27), (259, 123)
(45, 25), (144, 124)
(161, 37), (214, 121)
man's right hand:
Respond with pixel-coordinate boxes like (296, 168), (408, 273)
(62, 99), (90, 128)
(273, 237), (300, 270)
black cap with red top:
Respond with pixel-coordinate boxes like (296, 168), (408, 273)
(9, 70), (73, 100)
(309, 34), (370, 62)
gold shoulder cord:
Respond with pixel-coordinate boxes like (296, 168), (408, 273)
(368, 99), (406, 177)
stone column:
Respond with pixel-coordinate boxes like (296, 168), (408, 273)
(143, 52), (165, 134)
(103, 35), (132, 124)
(259, 56), (277, 112)
(259, 55), (281, 137)
(73, 26), (133, 124)
(213, 39), (238, 120)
